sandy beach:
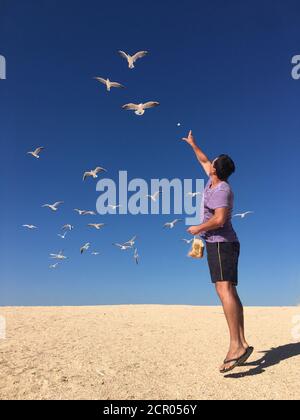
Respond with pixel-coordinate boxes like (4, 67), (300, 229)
(0, 305), (299, 400)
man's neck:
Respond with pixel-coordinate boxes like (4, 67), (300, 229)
(210, 176), (223, 187)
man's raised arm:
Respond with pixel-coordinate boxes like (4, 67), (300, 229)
(182, 130), (212, 177)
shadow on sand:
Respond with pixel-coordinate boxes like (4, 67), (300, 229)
(225, 342), (300, 379)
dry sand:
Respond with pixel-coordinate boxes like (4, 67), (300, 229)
(0, 305), (299, 400)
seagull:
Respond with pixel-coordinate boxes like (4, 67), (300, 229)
(164, 219), (183, 229)
(145, 191), (162, 202)
(91, 251), (100, 256)
(118, 50), (148, 69)
(186, 192), (201, 198)
(108, 204), (122, 210)
(233, 211), (254, 219)
(49, 263), (59, 269)
(74, 209), (96, 216)
(133, 248), (139, 265)
(62, 224), (74, 231)
(50, 250), (67, 260)
(27, 147), (44, 159)
(124, 235), (137, 247)
(113, 243), (133, 251)
(122, 101), (159, 116)
(42, 201), (64, 212)
(94, 77), (125, 91)
(87, 223), (105, 230)
(22, 224), (38, 229)
(57, 232), (67, 239)
(83, 167), (106, 181)
(181, 238), (194, 244)
(80, 242), (91, 254)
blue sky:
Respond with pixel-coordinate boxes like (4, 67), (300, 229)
(0, 0), (300, 306)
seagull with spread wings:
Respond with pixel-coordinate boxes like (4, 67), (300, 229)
(49, 263), (59, 269)
(62, 224), (74, 231)
(80, 242), (91, 254)
(87, 223), (105, 230)
(50, 250), (67, 260)
(91, 251), (100, 256)
(186, 192), (201, 198)
(145, 191), (162, 202)
(83, 166), (106, 181)
(164, 219), (183, 229)
(42, 201), (64, 212)
(108, 204), (122, 210)
(57, 232), (67, 239)
(22, 224), (38, 230)
(94, 77), (125, 91)
(133, 248), (139, 265)
(113, 243), (133, 251)
(27, 147), (44, 159)
(122, 101), (159, 116)
(181, 238), (194, 244)
(124, 235), (137, 247)
(118, 50), (148, 69)
(74, 209), (96, 216)
(233, 211), (254, 219)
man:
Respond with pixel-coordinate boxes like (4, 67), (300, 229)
(182, 130), (253, 374)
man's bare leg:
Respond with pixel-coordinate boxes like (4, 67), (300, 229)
(215, 281), (249, 371)
(233, 287), (249, 349)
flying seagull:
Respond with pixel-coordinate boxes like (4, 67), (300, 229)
(74, 209), (96, 216)
(118, 50), (148, 69)
(124, 235), (137, 247)
(108, 204), (122, 210)
(91, 251), (100, 256)
(83, 167), (106, 181)
(80, 242), (91, 254)
(42, 201), (64, 212)
(27, 147), (44, 159)
(133, 248), (139, 265)
(57, 232), (67, 239)
(94, 77), (125, 91)
(122, 101), (159, 116)
(49, 263), (59, 269)
(113, 243), (133, 251)
(50, 250), (67, 260)
(145, 191), (162, 202)
(164, 219), (183, 229)
(186, 192), (201, 198)
(22, 224), (38, 229)
(233, 211), (254, 219)
(87, 223), (105, 230)
(181, 238), (194, 244)
(62, 224), (74, 231)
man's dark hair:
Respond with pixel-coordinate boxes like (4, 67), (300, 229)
(213, 154), (235, 181)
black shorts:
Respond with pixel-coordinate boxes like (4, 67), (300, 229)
(206, 241), (240, 285)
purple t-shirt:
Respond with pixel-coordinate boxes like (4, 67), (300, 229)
(201, 178), (239, 243)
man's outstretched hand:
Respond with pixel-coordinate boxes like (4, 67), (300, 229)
(182, 130), (196, 147)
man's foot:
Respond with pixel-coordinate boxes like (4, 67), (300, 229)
(219, 346), (247, 373)
(242, 341), (250, 350)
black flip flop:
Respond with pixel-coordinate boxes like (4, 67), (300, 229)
(220, 346), (254, 374)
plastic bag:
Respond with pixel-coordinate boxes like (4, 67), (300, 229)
(188, 237), (205, 259)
